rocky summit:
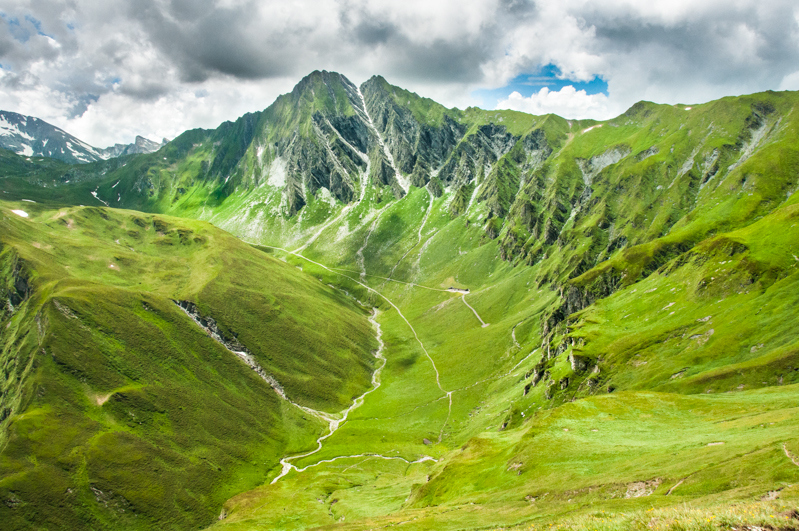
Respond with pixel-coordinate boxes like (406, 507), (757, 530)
(1, 71), (798, 531)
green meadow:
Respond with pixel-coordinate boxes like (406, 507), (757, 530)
(1, 76), (798, 529)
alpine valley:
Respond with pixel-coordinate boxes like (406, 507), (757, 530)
(1, 70), (798, 531)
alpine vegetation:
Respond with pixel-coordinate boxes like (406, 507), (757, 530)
(1, 71), (798, 531)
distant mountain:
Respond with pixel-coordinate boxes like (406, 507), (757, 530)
(0, 110), (106, 164)
(0, 110), (165, 164)
(98, 135), (168, 159)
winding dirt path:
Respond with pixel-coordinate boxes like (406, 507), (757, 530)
(271, 308), (388, 484)
(785, 443), (799, 467)
(290, 452), (436, 475)
(461, 294), (489, 327)
(666, 479), (685, 496)
(260, 243), (456, 477)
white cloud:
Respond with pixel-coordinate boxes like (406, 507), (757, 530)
(496, 86), (622, 120)
(779, 70), (799, 91)
(61, 77), (298, 147)
(0, 0), (797, 146)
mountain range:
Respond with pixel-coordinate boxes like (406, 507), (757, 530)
(0, 110), (166, 164)
(1, 70), (798, 530)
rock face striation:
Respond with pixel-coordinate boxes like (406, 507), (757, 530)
(139, 71), (544, 219)
(173, 300), (287, 396)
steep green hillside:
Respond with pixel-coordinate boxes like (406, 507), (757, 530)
(197, 183), (799, 530)
(1, 73), (798, 530)
(0, 201), (377, 530)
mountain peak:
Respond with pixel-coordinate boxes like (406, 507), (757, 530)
(0, 109), (103, 163)
(291, 70), (356, 97)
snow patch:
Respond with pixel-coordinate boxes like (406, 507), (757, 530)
(267, 156), (287, 187)
(317, 186), (336, 207)
(11, 210), (28, 217)
(582, 124), (603, 133)
(91, 191), (110, 207)
(0, 116), (34, 141)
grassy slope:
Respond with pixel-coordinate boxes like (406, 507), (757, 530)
(0, 201), (376, 530)
(197, 179), (798, 530)
(1, 88), (799, 530)
(198, 100), (799, 528)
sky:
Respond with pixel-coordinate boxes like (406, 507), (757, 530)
(1, 0), (798, 147)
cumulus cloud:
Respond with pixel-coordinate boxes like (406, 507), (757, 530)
(0, 0), (797, 146)
(497, 86), (621, 120)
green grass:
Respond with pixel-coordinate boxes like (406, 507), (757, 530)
(2, 84), (799, 531)
(0, 201), (377, 530)
(209, 386), (799, 530)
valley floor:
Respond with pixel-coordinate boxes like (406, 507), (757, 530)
(199, 188), (799, 530)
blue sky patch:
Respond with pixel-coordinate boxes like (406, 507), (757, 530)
(26, 14), (54, 38)
(5, 16), (29, 43)
(472, 63), (608, 109)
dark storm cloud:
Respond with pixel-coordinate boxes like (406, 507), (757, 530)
(380, 37), (496, 83)
(338, 1), (531, 84)
(586, 3), (799, 87)
(126, 0), (502, 86)
(352, 19), (397, 46)
(125, 0), (335, 84)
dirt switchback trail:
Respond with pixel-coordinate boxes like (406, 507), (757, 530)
(271, 308), (388, 484)
(461, 294), (489, 327)
(253, 239), (456, 485)
(785, 443), (799, 467)
(260, 245), (447, 393)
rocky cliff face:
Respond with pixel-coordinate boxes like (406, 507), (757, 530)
(196, 71), (469, 215)
(360, 76), (466, 186)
